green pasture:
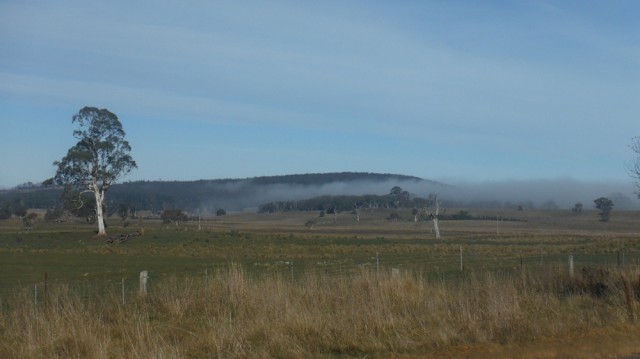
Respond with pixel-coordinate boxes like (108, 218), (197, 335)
(1, 208), (639, 294)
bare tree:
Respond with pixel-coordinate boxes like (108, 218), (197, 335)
(630, 137), (640, 195)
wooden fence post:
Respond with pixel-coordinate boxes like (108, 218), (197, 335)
(139, 270), (148, 296)
(568, 255), (574, 278)
(44, 272), (48, 311)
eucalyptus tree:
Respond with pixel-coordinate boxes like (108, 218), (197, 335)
(52, 107), (137, 236)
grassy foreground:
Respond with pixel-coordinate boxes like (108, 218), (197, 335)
(2, 209), (640, 357)
(2, 265), (640, 358)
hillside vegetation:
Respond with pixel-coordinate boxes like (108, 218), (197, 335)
(0, 172), (434, 213)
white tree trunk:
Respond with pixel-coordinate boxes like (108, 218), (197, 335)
(432, 218), (440, 239)
(94, 189), (106, 236)
(432, 200), (441, 239)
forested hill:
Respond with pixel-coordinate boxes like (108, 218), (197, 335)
(1, 172), (443, 213)
(246, 172), (423, 186)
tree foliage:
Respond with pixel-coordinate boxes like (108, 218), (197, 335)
(593, 197), (613, 222)
(572, 202), (583, 214)
(161, 209), (188, 225)
(52, 107), (136, 235)
(118, 204), (129, 221)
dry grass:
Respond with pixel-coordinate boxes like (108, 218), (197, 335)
(2, 265), (640, 358)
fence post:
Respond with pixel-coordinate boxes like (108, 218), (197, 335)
(618, 251), (621, 266)
(568, 255), (574, 278)
(34, 284), (38, 305)
(121, 278), (126, 304)
(540, 243), (544, 265)
(205, 269), (208, 290)
(376, 252), (380, 276)
(139, 270), (148, 297)
(290, 261), (294, 284)
(460, 245), (463, 272)
(44, 272), (48, 311)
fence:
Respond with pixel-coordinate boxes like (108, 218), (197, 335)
(2, 248), (639, 310)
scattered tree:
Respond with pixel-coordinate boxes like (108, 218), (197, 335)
(389, 186), (410, 208)
(0, 204), (10, 220)
(572, 202), (583, 214)
(388, 212), (400, 222)
(216, 208), (227, 216)
(51, 107), (136, 236)
(44, 207), (66, 222)
(593, 197), (613, 222)
(451, 210), (472, 220)
(161, 209), (188, 226)
(22, 212), (38, 229)
(629, 137), (640, 195)
(118, 204), (129, 221)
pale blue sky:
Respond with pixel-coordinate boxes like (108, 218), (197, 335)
(1, 0), (639, 189)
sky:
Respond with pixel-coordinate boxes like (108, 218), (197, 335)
(1, 0), (639, 192)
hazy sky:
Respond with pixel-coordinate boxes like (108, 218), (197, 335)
(1, 0), (639, 189)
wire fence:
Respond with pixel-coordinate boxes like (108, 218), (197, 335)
(2, 248), (640, 310)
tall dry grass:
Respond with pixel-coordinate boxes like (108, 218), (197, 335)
(1, 265), (639, 358)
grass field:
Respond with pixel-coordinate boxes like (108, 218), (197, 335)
(1, 208), (640, 357)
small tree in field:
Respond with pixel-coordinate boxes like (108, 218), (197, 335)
(118, 204), (129, 222)
(161, 209), (188, 226)
(630, 137), (640, 195)
(594, 197), (613, 222)
(51, 107), (137, 236)
(572, 202), (583, 214)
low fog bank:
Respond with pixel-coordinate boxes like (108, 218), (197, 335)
(205, 179), (439, 211)
(418, 178), (640, 210)
(212, 178), (640, 211)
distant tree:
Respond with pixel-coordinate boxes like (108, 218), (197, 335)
(388, 212), (400, 222)
(22, 212), (38, 229)
(216, 208), (227, 216)
(44, 207), (66, 222)
(572, 202), (583, 214)
(411, 208), (419, 222)
(118, 204), (129, 221)
(11, 199), (28, 219)
(161, 209), (188, 226)
(0, 203), (10, 220)
(304, 220), (316, 229)
(593, 197), (613, 222)
(389, 186), (410, 208)
(51, 107), (137, 236)
(630, 137), (640, 196)
(326, 207), (339, 222)
(452, 210), (472, 220)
